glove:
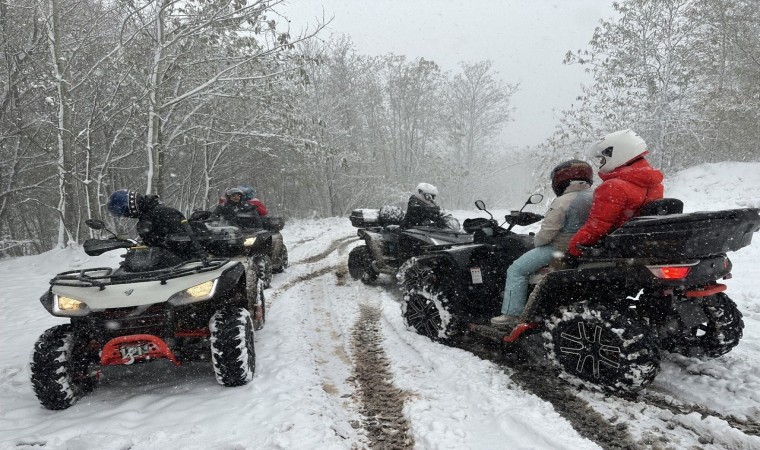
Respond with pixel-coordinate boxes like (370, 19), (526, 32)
(568, 243), (582, 257)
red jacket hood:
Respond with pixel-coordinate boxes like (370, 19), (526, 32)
(599, 158), (664, 188)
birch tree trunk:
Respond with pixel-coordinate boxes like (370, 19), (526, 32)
(146, 0), (167, 196)
(46, 0), (75, 247)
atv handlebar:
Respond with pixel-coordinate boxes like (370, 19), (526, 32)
(503, 211), (544, 227)
(83, 238), (135, 256)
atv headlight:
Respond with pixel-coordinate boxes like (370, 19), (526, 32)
(168, 279), (219, 306)
(53, 295), (91, 316)
(243, 237), (256, 247)
(186, 280), (215, 297)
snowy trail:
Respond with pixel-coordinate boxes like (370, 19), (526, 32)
(2, 162), (760, 449)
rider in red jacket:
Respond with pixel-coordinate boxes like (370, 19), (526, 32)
(568, 130), (664, 257)
(239, 185), (268, 217)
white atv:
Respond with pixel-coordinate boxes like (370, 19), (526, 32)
(29, 219), (262, 410)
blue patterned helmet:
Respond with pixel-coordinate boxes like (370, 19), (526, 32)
(107, 189), (140, 218)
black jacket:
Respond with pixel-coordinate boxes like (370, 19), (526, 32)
(402, 195), (446, 228)
(133, 197), (202, 258)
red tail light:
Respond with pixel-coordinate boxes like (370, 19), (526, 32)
(648, 265), (692, 279)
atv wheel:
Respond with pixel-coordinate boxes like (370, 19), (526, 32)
(348, 245), (378, 284)
(663, 293), (744, 358)
(254, 255), (273, 289)
(30, 324), (98, 410)
(273, 245), (288, 273)
(210, 307), (256, 387)
(401, 269), (461, 341)
(544, 301), (660, 393)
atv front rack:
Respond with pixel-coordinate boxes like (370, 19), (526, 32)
(50, 258), (230, 289)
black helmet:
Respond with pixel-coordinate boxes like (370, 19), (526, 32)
(550, 159), (593, 196)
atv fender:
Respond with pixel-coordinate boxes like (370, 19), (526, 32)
(270, 233), (284, 260)
(359, 229), (385, 260)
(48, 261), (243, 311)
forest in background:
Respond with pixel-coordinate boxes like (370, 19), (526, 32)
(2, 0), (758, 255)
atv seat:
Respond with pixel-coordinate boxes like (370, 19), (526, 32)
(639, 198), (683, 216)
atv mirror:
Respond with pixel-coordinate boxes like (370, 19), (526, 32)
(85, 219), (106, 230)
(527, 194), (543, 205)
(474, 200), (493, 220)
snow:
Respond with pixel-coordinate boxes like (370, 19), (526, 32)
(2, 162), (760, 449)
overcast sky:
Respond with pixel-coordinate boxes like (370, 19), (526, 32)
(279, 0), (617, 148)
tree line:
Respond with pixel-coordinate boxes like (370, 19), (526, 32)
(543, 0), (760, 172)
(2, 0), (759, 256)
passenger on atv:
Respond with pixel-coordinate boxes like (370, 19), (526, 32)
(568, 129), (664, 257)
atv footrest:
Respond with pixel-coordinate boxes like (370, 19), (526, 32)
(467, 322), (540, 344)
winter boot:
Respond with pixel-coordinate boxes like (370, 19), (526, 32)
(490, 314), (520, 329)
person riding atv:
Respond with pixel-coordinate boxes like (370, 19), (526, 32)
(348, 183), (471, 284)
(201, 188), (287, 288)
(29, 191), (264, 410)
(212, 187), (263, 229)
(402, 183), (449, 229)
(399, 191), (760, 393)
(106, 189), (204, 260)
(491, 160), (594, 329)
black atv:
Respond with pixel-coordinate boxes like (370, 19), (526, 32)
(190, 210), (288, 289)
(347, 205), (473, 283)
(30, 218), (263, 410)
(398, 196), (760, 392)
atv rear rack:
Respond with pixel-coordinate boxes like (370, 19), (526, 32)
(50, 258), (230, 289)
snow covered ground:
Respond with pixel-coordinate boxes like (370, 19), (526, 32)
(1, 162), (759, 449)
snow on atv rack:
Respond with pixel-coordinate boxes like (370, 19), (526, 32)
(49, 258), (230, 289)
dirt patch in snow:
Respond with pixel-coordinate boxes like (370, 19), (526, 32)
(455, 336), (641, 450)
(351, 305), (414, 449)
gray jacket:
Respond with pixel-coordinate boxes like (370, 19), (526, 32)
(533, 182), (593, 251)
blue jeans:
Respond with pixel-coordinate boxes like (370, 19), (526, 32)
(501, 246), (557, 316)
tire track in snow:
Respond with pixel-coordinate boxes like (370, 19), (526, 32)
(291, 235), (358, 265)
(463, 336), (760, 448)
(270, 236), (358, 297)
(276, 248), (414, 448)
(351, 304), (414, 449)
(637, 390), (760, 438)
(453, 337), (641, 450)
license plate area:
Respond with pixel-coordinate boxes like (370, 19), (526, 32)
(470, 267), (483, 284)
(118, 342), (156, 364)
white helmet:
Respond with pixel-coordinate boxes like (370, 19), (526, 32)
(587, 129), (648, 173)
(415, 182), (439, 202)
(415, 182), (438, 196)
